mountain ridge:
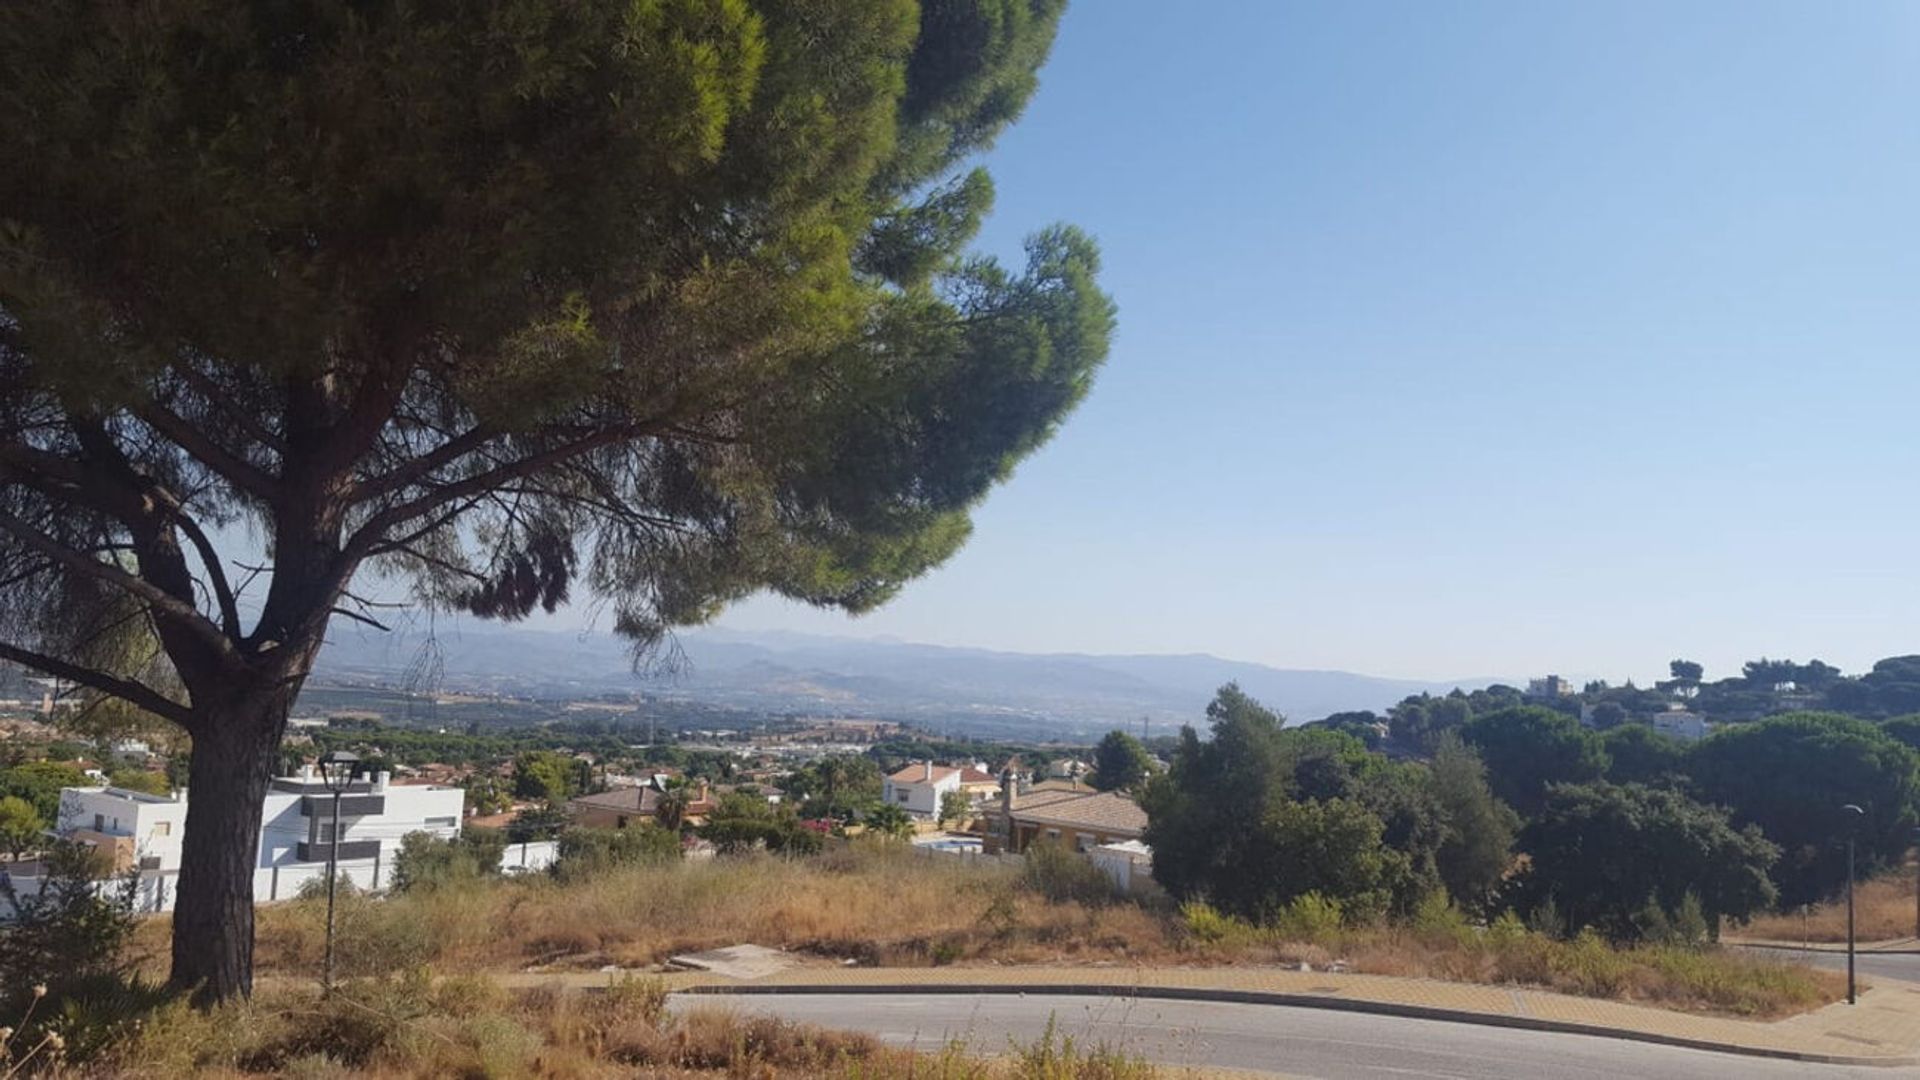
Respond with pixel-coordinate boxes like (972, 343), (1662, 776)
(311, 621), (1499, 736)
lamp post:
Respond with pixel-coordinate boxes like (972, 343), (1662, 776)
(317, 750), (360, 994)
(1842, 803), (1865, 1005)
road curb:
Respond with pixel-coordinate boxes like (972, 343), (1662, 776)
(1734, 940), (1920, 956)
(674, 981), (1920, 1069)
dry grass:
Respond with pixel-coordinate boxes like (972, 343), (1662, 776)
(93, 970), (1168, 1079)
(128, 841), (1844, 1021)
(1739, 868), (1920, 944)
(143, 843), (1171, 979)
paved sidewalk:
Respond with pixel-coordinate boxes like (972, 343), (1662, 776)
(495, 963), (1920, 1067)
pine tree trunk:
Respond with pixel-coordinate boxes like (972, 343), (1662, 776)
(169, 695), (288, 1004)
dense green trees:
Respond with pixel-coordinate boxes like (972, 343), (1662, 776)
(1091, 730), (1154, 792)
(1460, 707), (1608, 816)
(785, 755), (883, 819)
(1148, 683), (1920, 941)
(511, 751), (578, 804)
(1687, 712), (1920, 906)
(1426, 736), (1518, 913)
(1143, 685), (1472, 922)
(0, 761), (86, 821)
(0, 0), (1104, 1002)
(1517, 783), (1778, 941)
(1599, 724), (1686, 786)
(701, 792), (823, 855)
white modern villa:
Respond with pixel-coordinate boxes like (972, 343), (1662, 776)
(32, 766), (535, 913)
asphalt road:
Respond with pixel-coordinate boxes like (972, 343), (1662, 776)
(1740, 944), (1920, 984)
(685, 991), (1898, 1080)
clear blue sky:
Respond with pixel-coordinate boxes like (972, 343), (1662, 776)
(698, 2), (1920, 683)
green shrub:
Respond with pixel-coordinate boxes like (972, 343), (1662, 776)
(1020, 839), (1115, 906)
(1274, 892), (1344, 944)
(1552, 929), (1633, 997)
(1408, 890), (1473, 948)
(553, 825), (681, 882)
(391, 828), (506, 894)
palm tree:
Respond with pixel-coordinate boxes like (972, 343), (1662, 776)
(864, 802), (914, 841)
(656, 782), (691, 832)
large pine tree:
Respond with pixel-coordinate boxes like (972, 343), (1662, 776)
(0, 0), (1109, 1002)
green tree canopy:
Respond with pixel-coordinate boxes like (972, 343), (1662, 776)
(1460, 706), (1609, 817)
(511, 750), (577, 805)
(0, 794), (45, 860)
(1518, 782), (1778, 941)
(1879, 715), (1920, 755)
(1143, 684), (1427, 920)
(1599, 724), (1686, 786)
(0, 0), (1102, 1002)
(0, 761), (87, 821)
(1090, 729), (1154, 792)
(1425, 735), (1518, 913)
(1687, 712), (1920, 906)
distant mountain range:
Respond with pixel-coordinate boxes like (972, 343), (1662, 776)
(310, 621), (1495, 737)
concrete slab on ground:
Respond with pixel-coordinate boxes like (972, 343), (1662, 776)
(665, 943), (793, 980)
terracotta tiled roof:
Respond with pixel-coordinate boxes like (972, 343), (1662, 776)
(958, 767), (997, 784)
(569, 787), (660, 814)
(888, 762), (959, 784)
(1006, 791), (1146, 837)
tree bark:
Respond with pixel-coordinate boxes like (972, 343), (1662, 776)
(168, 692), (290, 1004)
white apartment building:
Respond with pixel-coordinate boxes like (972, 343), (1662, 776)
(49, 767), (475, 912)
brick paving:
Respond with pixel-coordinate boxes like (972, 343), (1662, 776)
(493, 963), (1920, 1065)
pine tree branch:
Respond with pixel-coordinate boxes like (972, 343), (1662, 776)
(133, 400), (275, 499)
(0, 639), (192, 727)
(0, 507), (243, 667)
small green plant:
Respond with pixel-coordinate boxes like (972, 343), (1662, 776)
(1009, 1014), (1157, 1080)
(1526, 896), (1566, 939)
(1408, 890), (1473, 947)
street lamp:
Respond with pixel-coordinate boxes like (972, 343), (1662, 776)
(1842, 803), (1865, 1005)
(317, 750), (361, 993)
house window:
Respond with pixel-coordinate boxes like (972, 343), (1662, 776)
(425, 816), (456, 829)
(1045, 828), (1061, 842)
(317, 822), (338, 843)
(1076, 833), (1095, 853)
(897, 791), (911, 803)
(151, 821), (171, 837)
(94, 813), (105, 832)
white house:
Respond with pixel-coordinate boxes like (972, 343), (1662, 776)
(1653, 710), (1711, 742)
(58, 784), (187, 872)
(41, 766), (553, 912)
(882, 761), (965, 816)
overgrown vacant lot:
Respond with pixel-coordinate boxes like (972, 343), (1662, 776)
(1739, 867), (1919, 943)
(92, 970), (1167, 1079)
(133, 843), (1843, 1019)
